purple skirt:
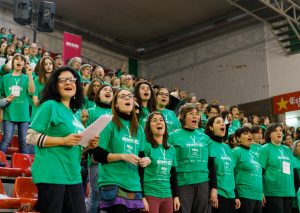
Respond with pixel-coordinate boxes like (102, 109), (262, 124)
(100, 187), (144, 212)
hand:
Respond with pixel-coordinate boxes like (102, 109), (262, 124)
(142, 197), (149, 212)
(62, 134), (82, 146)
(121, 154), (140, 165)
(173, 197), (180, 211)
(32, 96), (39, 106)
(6, 95), (14, 102)
(235, 198), (241, 209)
(262, 195), (266, 207)
(210, 188), (218, 208)
(87, 136), (99, 149)
(26, 65), (33, 76)
(139, 157), (151, 167)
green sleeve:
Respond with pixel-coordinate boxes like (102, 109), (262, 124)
(99, 121), (113, 150)
(258, 146), (268, 169)
(30, 101), (53, 133)
(231, 148), (239, 166)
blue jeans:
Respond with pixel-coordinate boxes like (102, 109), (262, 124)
(0, 120), (34, 154)
(87, 163), (101, 213)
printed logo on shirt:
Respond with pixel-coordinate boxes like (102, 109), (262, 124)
(156, 157), (172, 178)
(122, 137), (139, 154)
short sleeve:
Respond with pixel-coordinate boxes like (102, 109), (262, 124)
(30, 101), (53, 133)
(258, 146), (268, 169)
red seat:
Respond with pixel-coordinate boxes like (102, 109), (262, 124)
(12, 153), (32, 176)
(13, 177), (38, 211)
(0, 151), (23, 178)
(0, 178), (21, 209)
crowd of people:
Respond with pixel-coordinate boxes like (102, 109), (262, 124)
(1, 27), (300, 213)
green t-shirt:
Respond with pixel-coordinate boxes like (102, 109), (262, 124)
(157, 108), (180, 133)
(209, 140), (236, 198)
(86, 105), (112, 127)
(31, 78), (44, 120)
(84, 96), (96, 109)
(30, 100), (85, 184)
(250, 143), (262, 159)
(143, 143), (177, 198)
(138, 107), (150, 128)
(232, 146), (263, 200)
(98, 119), (146, 191)
(169, 128), (211, 186)
(0, 73), (31, 122)
(258, 143), (295, 197)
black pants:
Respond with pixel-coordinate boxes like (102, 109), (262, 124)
(212, 195), (236, 213)
(264, 196), (292, 213)
(238, 198), (262, 213)
(36, 183), (86, 213)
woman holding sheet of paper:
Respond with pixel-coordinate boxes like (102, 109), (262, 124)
(86, 84), (113, 213)
(26, 67), (98, 213)
(89, 89), (151, 213)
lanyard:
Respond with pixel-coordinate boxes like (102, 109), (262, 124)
(160, 148), (166, 160)
(10, 74), (22, 87)
(278, 147), (285, 157)
(190, 136), (196, 144)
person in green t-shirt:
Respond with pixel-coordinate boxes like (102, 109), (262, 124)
(31, 57), (55, 119)
(205, 115), (241, 213)
(27, 67), (98, 213)
(0, 54), (35, 154)
(134, 81), (156, 128)
(142, 112), (180, 213)
(250, 125), (263, 158)
(169, 103), (217, 213)
(89, 89), (151, 213)
(85, 84), (113, 213)
(83, 79), (102, 110)
(258, 123), (299, 213)
(232, 127), (263, 213)
(80, 64), (92, 86)
(228, 105), (241, 137)
(156, 88), (180, 133)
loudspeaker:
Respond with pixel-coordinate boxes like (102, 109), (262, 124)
(13, 0), (32, 25)
(37, 1), (56, 32)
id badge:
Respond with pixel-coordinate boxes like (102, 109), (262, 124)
(282, 161), (290, 175)
(11, 86), (21, 97)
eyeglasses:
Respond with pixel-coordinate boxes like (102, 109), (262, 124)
(117, 94), (134, 100)
(186, 112), (201, 116)
(58, 77), (77, 84)
(158, 92), (169, 97)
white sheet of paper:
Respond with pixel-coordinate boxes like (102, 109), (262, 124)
(79, 115), (112, 147)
